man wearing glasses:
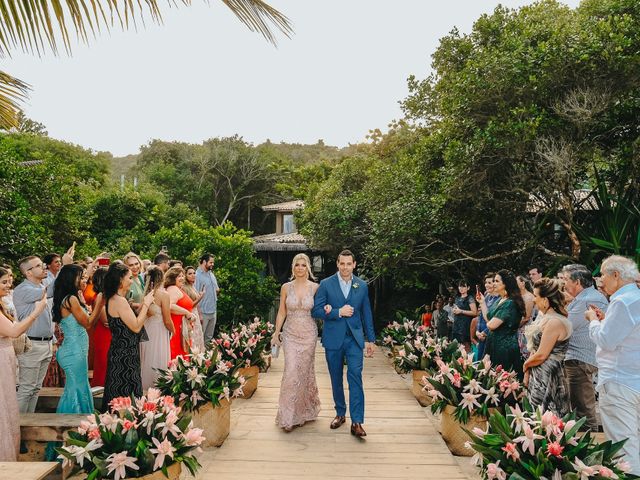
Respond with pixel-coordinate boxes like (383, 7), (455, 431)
(13, 256), (53, 414)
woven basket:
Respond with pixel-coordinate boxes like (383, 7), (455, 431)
(411, 370), (433, 407)
(440, 405), (487, 456)
(238, 365), (260, 398)
(191, 399), (231, 447)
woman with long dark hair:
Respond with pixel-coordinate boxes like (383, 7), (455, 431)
(524, 278), (572, 416)
(102, 262), (154, 411)
(478, 269), (524, 378)
(51, 264), (105, 417)
(90, 267), (110, 387)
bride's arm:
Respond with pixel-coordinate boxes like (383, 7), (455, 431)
(272, 284), (288, 346)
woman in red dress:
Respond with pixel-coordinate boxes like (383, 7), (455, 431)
(164, 267), (195, 359)
(90, 267), (110, 387)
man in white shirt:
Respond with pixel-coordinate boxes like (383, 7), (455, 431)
(586, 255), (640, 474)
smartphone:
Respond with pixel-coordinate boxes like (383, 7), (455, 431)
(97, 258), (110, 266)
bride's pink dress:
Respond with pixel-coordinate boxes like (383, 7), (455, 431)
(275, 283), (321, 429)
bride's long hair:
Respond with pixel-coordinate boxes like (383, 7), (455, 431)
(289, 253), (317, 281)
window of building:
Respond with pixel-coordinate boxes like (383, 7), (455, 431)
(283, 214), (296, 234)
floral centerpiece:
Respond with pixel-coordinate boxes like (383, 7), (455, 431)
(466, 402), (637, 480)
(427, 355), (525, 424)
(154, 348), (245, 447)
(380, 318), (423, 349)
(57, 389), (204, 480)
(394, 336), (463, 374)
(154, 348), (245, 412)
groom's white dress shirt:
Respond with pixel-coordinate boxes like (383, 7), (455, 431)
(338, 276), (352, 299)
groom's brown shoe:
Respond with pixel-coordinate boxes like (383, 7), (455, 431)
(351, 423), (367, 437)
(330, 416), (346, 429)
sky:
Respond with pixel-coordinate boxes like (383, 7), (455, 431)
(5, 0), (581, 157)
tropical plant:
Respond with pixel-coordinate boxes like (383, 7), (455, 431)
(394, 335), (462, 374)
(426, 355), (525, 424)
(56, 389), (205, 479)
(154, 348), (245, 412)
(466, 402), (636, 480)
(0, 0), (292, 129)
(379, 318), (423, 347)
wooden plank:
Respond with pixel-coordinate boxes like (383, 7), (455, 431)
(20, 414), (85, 441)
(0, 462), (61, 480)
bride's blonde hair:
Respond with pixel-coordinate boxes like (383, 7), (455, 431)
(289, 253), (316, 281)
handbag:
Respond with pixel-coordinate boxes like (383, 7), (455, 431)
(13, 333), (32, 355)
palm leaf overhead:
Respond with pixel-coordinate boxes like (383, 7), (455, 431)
(0, 0), (292, 129)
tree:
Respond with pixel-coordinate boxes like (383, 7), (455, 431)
(0, 0), (292, 129)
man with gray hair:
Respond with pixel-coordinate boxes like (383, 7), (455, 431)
(586, 255), (640, 474)
(562, 263), (608, 432)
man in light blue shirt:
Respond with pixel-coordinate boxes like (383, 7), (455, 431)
(195, 253), (220, 343)
(562, 264), (608, 432)
(586, 255), (640, 474)
(13, 256), (53, 414)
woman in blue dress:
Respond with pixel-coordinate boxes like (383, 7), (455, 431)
(46, 265), (104, 459)
(53, 265), (105, 413)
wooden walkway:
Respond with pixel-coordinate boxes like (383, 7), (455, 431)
(197, 343), (469, 480)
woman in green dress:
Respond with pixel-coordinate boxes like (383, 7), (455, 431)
(478, 269), (525, 379)
(124, 252), (145, 311)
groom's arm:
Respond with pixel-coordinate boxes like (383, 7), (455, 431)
(361, 285), (375, 342)
(312, 281), (340, 321)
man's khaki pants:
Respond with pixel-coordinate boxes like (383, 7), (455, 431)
(564, 359), (599, 431)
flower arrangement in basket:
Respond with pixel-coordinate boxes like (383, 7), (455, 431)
(57, 389), (205, 480)
(154, 348), (246, 412)
(212, 319), (269, 370)
(466, 401), (637, 480)
(426, 355), (525, 424)
(380, 318), (423, 348)
(394, 335), (463, 374)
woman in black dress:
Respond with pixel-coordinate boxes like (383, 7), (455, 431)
(102, 262), (154, 411)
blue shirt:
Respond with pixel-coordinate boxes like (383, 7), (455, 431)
(565, 286), (608, 366)
(195, 268), (219, 314)
(479, 294), (499, 334)
(589, 283), (640, 393)
(13, 279), (53, 338)
(338, 275), (352, 299)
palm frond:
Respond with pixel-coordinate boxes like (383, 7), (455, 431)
(0, 70), (29, 129)
(0, 0), (292, 56)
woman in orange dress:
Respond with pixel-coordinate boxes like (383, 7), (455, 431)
(164, 266), (196, 359)
(90, 267), (110, 387)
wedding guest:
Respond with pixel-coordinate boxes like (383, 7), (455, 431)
(272, 253), (321, 432)
(101, 262), (154, 411)
(123, 252), (145, 312)
(183, 266), (205, 351)
(443, 297), (455, 339)
(153, 253), (171, 273)
(43, 253), (62, 300)
(433, 299), (449, 339)
(524, 278), (572, 416)
(479, 270), (524, 378)
(0, 266), (48, 461)
(141, 259), (151, 273)
(475, 273), (498, 360)
(14, 256), (53, 413)
(586, 255), (640, 474)
(517, 275), (535, 360)
(140, 266), (173, 390)
(452, 281), (477, 351)
(169, 260), (183, 269)
(528, 266), (543, 284)
(165, 266), (195, 358)
(90, 267), (110, 387)
(195, 253), (220, 342)
(421, 304), (433, 328)
(562, 264), (608, 432)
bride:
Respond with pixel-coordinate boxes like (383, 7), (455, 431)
(271, 253), (321, 432)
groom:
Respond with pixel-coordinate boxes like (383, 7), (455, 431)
(312, 249), (375, 437)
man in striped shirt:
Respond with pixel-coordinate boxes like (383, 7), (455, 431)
(562, 264), (608, 432)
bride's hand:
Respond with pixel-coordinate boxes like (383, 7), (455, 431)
(271, 333), (282, 347)
(324, 305), (332, 314)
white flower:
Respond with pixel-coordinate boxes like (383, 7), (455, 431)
(156, 410), (182, 437)
(106, 451), (139, 480)
(482, 386), (500, 406)
(463, 379), (482, 394)
(507, 404), (528, 434)
(460, 392), (481, 411)
(146, 388), (162, 402)
(58, 443), (101, 469)
(214, 361), (230, 374)
(186, 367), (205, 387)
(571, 457), (596, 480)
(513, 423), (543, 455)
(150, 437), (176, 471)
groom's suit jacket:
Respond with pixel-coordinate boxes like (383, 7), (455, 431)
(312, 273), (375, 349)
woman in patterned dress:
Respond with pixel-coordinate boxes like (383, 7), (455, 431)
(271, 253), (321, 432)
(101, 262), (154, 411)
(524, 277), (572, 416)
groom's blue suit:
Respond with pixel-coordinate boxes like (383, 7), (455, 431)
(312, 273), (375, 423)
